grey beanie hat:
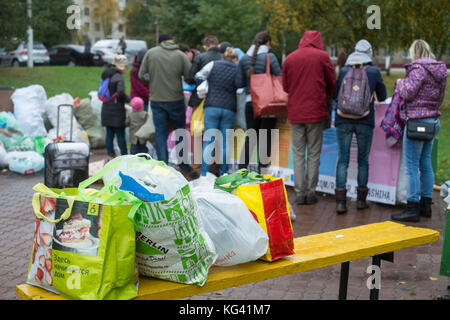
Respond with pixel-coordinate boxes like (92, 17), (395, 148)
(345, 39), (373, 66)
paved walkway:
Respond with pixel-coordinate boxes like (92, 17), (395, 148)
(0, 149), (449, 300)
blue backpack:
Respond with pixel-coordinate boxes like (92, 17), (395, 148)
(98, 77), (117, 103)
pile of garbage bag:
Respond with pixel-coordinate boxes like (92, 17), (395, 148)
(0, 84), (113, 174)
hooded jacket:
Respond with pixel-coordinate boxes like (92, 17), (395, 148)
(130, 52), (150, 105)
(282, 31), (336, 124)
(138, 40), (191, 102)
(333, 40), (387, 128)
(100, 65), (130, 128)
(397, 57), (447, 120)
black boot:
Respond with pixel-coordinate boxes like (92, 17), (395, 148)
(391, 201), (420, 222)
(419, 197), (432, 218)
(335, 188), (347, 214)
(356, 187), (369, 210)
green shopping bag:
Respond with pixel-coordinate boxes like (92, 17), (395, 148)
(26, 171), (140, 300)
(440, 208), (450, 277)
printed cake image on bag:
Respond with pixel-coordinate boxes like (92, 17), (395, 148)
(52, 200), (102, 256)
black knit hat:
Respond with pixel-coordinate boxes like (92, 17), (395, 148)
(158, 33), (173, 44)
(219, 41), (232, 53)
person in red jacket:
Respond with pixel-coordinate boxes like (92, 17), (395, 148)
(130, 49), (150, 111)
(282, 30), (336, 205)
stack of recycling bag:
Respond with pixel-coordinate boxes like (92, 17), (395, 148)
(1, 85), (104, 174)
(25, 154), (296, 300)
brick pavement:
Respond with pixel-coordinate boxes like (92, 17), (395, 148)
(0, 149), (449, 300)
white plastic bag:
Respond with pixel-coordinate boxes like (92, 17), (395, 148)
(88, 91), (103, 121)
(45, 94), (88, 144)
(197, 80), (208, 99)
(103, 154), (188, 201)
(11, 85), (47, 137)
(5, 151), (44, 175)
(191, 186), (269, 266)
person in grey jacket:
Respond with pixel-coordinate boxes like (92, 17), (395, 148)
(235, 31), (281, 172)
(100, 55), (130, 159)
(138, 34), (197, 179)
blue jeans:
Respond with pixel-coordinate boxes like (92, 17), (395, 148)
(201, 107), (236, 176)
(151, 100), (191, 170)
(403, 118), (440, 203)
(335, 123), (374, 189)
(105, 126), (128, 157)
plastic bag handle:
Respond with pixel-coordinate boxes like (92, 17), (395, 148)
(214, 169), (270, 192)
(32, 183), (76, 223)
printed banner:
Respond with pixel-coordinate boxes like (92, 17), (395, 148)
(262, 103), (402, 205)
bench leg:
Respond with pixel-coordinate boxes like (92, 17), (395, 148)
(369, 252), (394, 300)
(338, 261), (350, 300)
(370, 255), (381, 300)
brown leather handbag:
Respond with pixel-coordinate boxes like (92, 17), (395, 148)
(250, 54), (288, 118)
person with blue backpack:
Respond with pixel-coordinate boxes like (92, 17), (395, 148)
(99, 54), (130, 160)
(332, 40), (387, 214)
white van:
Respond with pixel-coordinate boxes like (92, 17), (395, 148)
(92, 39), (148, 65)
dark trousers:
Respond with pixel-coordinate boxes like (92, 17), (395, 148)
(130, 142), (148, 155)
(151, 100), (191, 171)
(239, 102), (276, 169)
(105, 126), (128, 157)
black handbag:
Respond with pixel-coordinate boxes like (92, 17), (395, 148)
(406, 117), (437, 141)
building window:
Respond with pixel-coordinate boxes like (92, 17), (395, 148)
(85, 22), (90, 31)
(329, 47), (337, 59)
(95, 23), (101, 32)
(118, 24), (124, 32)
(84, 7), (90, 17)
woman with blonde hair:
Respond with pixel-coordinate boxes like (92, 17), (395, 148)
(392, 40), (447, 222)
(195, 47), (239, 176)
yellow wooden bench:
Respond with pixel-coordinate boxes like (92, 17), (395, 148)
(16, 221), (439, 300)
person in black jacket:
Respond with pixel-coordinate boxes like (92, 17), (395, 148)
(195, 47), (239, 176)
(235, 31), (281, 172)
(101, 55), (131, 160)
(186, 35), (223, 108)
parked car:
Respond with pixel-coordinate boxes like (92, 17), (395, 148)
(92, 39), (147, 64)
(0, 42), (50, 67)
(49, 44), (105, 66)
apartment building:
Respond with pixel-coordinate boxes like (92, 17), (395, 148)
(72, 0), (127, 43)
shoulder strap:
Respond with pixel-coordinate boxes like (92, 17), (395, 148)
(265, 53), (271, 75)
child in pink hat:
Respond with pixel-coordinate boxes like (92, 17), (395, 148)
(126, 97), (149, 154)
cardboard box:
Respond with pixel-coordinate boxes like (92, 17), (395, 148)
(0, 87), (14, 112)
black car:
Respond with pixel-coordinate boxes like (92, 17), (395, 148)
(49, 45), (105, 66)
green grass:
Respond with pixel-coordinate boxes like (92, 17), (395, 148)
(0, 67), (448, 184)
(0, 66), (131, 99)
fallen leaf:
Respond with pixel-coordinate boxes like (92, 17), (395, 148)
(430, 277), (438, 281)
(397, 281), (407, 285)
(215, 292), (223, 296)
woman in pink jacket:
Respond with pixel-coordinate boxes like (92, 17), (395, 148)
(392, 40), (447, 222)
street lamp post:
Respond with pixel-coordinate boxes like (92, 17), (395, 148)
(27, 0), (33, 68)
(155, 17), (159, 45)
